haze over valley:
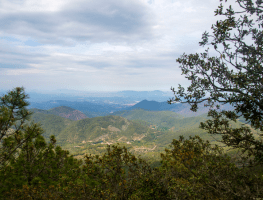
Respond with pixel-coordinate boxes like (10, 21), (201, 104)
(26, 90), (241, 160)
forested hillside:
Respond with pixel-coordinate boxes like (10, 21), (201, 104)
(1, 88), (263, 199)
(27, 104), (252, 164)
(31, 112), (72, 138)
(1, 0), (263, 199)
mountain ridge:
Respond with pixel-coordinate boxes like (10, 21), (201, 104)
(128, 100), (234, 117)
(31, 106), (87, 121)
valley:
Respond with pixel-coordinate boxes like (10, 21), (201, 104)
(29, 99), (243, 161)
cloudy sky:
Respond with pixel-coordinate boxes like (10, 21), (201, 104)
(0, 0), (224, 92)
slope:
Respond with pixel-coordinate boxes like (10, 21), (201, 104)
(128, 100), (234, 117)
(111, 109), (206, 130)
(30, 112), (72, 139)
(31, 106), (87, 121)
(57, 115), (163, 145)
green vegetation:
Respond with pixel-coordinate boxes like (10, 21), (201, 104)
(28, 99), (250, 162)
(1, 87), (263, 199)
(0, 88), (82, 199)
(112, 109), (183, 128)
(30, 112), (72, 139)
(170, 0), (263, 166)
(1, 1), (263, 199)
(29, 107), (229, 160)
(31, 106), (87, 121)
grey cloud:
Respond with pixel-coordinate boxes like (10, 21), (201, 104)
(76, 60), (112, 69)
(0, 40), (49, 71)
(0, 0), (155, 45)
(0, 0), (226, 92)
(62, 1), (147, 33)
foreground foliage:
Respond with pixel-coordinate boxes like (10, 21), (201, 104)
(1, 88), (263, 199)
(3, 139), (263, 199)
(170, 0), (263, 166)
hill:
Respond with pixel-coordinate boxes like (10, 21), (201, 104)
(128, 100), (181, 111)
(29, 112), (166, 157)
(30, 112), (72, 139)
(111, 109), (208, 130)
(56, 115), (163, 145)
(31, 106), (87, 121)
(128, 100), (235, 117)
(29, 110), (164, 146)
(29, 106), (248, 160)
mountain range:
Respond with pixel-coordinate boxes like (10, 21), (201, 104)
(29, 100), (128, 117)
(27, 100), (244, 159)
(22, 90), (174, 104)
(29, 99), (235, 119)
(127, 100), (234, 117)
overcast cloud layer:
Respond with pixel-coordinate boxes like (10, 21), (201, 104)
(0, 0), (223, 92)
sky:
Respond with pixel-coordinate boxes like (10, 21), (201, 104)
(0, 0), (225, 92)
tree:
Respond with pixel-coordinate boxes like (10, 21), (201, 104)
(0, 88), (82, 198)
(160, 136), (263, 199)
(82, 145), (165, 199)
(0, 134), (82, 197)
(0, 87), (43, 168)
(169, 0), (263, 165)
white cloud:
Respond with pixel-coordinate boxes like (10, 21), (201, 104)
(0, 0), (227, 92)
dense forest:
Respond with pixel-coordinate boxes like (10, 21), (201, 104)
(1, 0), (263, 199)
(0, 88), (263, 199)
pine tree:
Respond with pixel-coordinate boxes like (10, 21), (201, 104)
(0, 87), (42, 168)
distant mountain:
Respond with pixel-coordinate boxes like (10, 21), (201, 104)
(31, 106), (87, 121)
(127, 100), (178, 111)
(127, 100), (197, 116)
(26, 90), (174, 103)
(115, 90), (174, 102)
(29, 100), (128, 117)
(117, 90), (170, 96)
(128, 100), (234, 117)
